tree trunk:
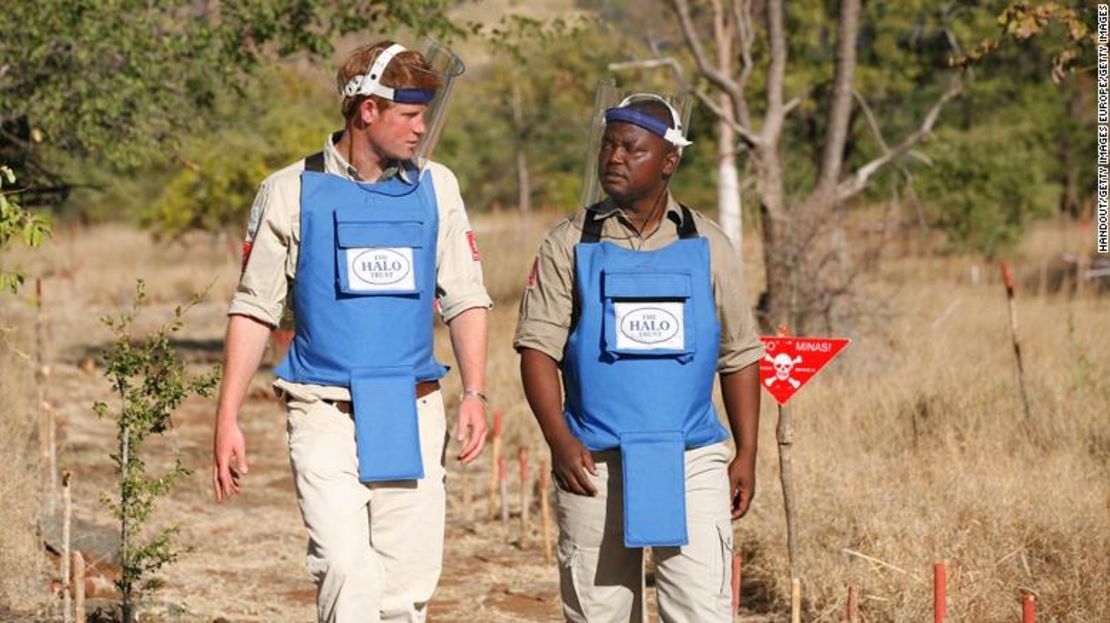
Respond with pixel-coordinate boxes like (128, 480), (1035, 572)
(717, 107), (742, 251)
(711, 0), (742, 252)
(120, 422), (133, 623)
(511, 82), (531, 214)
(759, 202), (793, 332)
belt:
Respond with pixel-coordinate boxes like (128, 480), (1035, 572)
(328, 380), (440, 414)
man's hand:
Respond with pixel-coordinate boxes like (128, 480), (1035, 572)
(728, 454), (756, 519)
(548, 432), (598, 497)
(455, 395), (487, 463)
(213, 417), (249, 502)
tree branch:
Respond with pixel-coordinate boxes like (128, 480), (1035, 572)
(852, 88), (890, 153)
(816, 0), (861, 192)
(761, 0), (788, 144)
(609, 56), (761, 147)
(670, 0), (760, 147)
(732, 0), (755, 129)
(835, 82), (963, 203)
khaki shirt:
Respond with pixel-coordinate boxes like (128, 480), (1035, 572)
(513, 195), (764, 374)
(229, 132), (493, 401)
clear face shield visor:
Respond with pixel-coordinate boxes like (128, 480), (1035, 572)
(579, 79), (693, 208)
(340, 40), (464, 170)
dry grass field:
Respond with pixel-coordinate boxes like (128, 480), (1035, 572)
(0, 210), (1107, 622)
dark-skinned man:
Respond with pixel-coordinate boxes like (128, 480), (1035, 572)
(514, 93), (763, 622)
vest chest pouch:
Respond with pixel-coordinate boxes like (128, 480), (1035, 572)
(602, 271), (696, 362)
(334, 206), (424, 296)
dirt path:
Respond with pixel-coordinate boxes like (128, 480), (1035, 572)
(20, 225), (784, 622)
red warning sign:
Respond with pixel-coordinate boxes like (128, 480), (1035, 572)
(759, 336), (851, 405)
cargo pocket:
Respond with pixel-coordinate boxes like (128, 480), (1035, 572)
(557, 539), (593, 623)
(334, 206), (424, 296)
(716, 520), (735, 596)
(601, 271), (695, 362)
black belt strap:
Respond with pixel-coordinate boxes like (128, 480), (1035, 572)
(304, 150), (325, 173)
(578, 202), (699, 244)
(676, 204), (698, 239)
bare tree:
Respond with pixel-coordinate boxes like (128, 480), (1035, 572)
(670, 0), (962, 332)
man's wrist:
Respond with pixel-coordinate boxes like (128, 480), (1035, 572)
(460, 388), (487, 406)
(733, 441), (757, 460)
(543, 426), (576, 448)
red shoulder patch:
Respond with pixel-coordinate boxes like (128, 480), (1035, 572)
(240, 239), (253, 273)
(526, 258), (538, 288)
(465, 230), (480, 261)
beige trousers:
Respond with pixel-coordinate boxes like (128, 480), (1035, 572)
(286, 390), (448, 623)
(555, 441), (735, 623)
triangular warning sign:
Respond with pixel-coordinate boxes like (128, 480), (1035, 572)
(759, 336), (851, 405)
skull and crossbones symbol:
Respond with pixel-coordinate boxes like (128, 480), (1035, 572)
(764, 353), (802, 389)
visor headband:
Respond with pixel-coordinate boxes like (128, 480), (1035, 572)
(341, 43), (437, 104)
(603, 94), (692, 149)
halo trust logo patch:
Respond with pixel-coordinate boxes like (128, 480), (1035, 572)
(345, 247), (416, 292)
(353, 248), (410, 285)
(614, 302), (685, 351)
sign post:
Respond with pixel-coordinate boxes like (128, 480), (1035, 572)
(759, 328), (850, 620)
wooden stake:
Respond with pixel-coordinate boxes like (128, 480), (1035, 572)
(539, 461), (553, 564)
(1021, 592), (1035, 623)
(790, 577), (801, 623)
(62, 472), (72, 623)
(777, 403), (799, 578)
(498, 456), (509, 527)
(730, 554), (741, 622)
(488, 410), (503, 520)
(847, 584), (860, 623)
(35, 277), (57, 518)
(774, 325), (802, 596)
(73, 551), (85, 623)
(517, 447), (530, 548)
(1001, 263), (1033, 420)
(934, 561), (948, 623)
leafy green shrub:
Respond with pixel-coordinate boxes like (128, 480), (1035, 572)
(93, 282), (220, 623)
(0, 166), (51, 293)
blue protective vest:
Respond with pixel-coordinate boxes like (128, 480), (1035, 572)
(563, 205), (727, 547)
(274, 155), (447, 482)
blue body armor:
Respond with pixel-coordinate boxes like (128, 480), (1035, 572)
(274, 155), (447, 482)
(563, 205), (727, 547)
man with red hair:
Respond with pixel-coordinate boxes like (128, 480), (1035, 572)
(212, 40), (490, 622)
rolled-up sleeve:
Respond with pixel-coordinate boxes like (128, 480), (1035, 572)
(707, 225), (765, 374)
(227, 179), (291, 326)
(430, 164), (493, 322)
(513, 226), (574, 363)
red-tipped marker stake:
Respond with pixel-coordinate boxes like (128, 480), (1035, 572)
(498, 456), (509, 526)
(1022, 593), (1035, 623)
(488, 410), (504, 519)
(538, 461), (553, 563)
(517, 446), (531, 547)
(847, 584), (860, 623)
(1000, 263), (1032, 421)
(934, 561), (948, 623)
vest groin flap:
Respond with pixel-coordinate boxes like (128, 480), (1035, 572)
(620, 430), (688, 548)
(350, 366), (424, 482)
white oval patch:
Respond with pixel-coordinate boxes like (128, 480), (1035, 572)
(352, 248), (411, 286)
(619, 307), (681, 345)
